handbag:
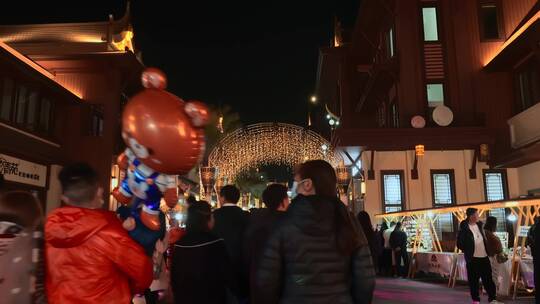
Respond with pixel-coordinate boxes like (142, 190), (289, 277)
(496, 252), (508, 264)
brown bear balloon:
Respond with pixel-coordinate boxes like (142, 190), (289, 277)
(112, 68), (208, 230)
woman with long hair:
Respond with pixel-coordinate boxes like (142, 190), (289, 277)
(170, 201), (237, 304)
(254, 160), (375, 304)
(377, 222), (388, 274)
(357, 211), (381, 271)
(484, 216), (504, 295)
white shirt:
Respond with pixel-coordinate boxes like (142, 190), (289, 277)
(383, 227), (395, 249)
(222, 203), (238, 207)
(469, 224), (488, 258)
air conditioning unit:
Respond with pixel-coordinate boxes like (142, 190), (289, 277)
(508, 102), (540, 149)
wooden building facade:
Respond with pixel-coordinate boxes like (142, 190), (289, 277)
(316, 0), (540, 224)
(0, 5), (143, 212)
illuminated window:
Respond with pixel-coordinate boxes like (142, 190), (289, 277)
(422, 7), (439, 42)
(484, 170), (508, 231)
(427, 83), (444, 107)
(484, 170), (507, 201)
(381, 170), (405, 213)
(432, 170), (456, 241)
(431, 170), (455, 206)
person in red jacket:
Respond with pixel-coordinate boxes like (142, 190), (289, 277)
(45, 163), (152, 304)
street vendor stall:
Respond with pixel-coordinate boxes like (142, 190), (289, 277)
(374, 197), (540, 299)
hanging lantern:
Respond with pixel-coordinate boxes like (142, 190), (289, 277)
(479, 144), (490, 162)
(336, 165), (352, 194)
(415, 144), (425, 157)
(199, 166), (216, 200)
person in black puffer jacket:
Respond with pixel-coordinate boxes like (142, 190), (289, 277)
(254, 160), (376, 304)
(171, 201), (238, 304)
(389, 222), (408, 277)
(244, 184), (289, 303)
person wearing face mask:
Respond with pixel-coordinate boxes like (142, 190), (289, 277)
(457, 208), (503, 304)
(45, 163), (152, 304)
(254, 160), (375, 304)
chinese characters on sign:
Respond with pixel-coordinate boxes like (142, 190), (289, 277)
(0, 154), (47, 188)
(0, 158), (18, 175)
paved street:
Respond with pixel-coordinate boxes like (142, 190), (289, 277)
(374, 278), (535, 304)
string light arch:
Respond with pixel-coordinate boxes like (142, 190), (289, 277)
(208, 123), (343, 182)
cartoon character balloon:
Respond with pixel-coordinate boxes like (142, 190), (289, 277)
(112, 68), (209, 231)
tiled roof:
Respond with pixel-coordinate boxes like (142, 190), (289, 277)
(0, 3), (130, 45)
(0, 22), (109, 44)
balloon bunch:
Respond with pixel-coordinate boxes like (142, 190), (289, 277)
(112, 68), (209, 232)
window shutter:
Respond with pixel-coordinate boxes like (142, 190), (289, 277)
(383, 173), (403, 212)
(433, 173), (453, 205)
(485, 173), (504, 201)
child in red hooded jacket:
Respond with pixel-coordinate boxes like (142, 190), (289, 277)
(45, 163), (152, 304)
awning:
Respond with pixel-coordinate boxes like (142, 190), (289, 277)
(374, 197), (540, 219)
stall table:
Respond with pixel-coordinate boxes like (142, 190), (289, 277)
(411, 251), (534, 297)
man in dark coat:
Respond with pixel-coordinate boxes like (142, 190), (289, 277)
(389, 222), (408, 277)
(244, 184), (289, 303)
(457, 208), (501, 304)
(212, 185), (249, 300)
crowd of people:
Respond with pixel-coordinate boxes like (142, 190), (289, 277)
(3, 159), (540, 304)
(0, 159), (376, 304)
(357, 206), (539, 304)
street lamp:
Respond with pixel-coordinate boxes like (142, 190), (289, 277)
(310, 95), (317, 104)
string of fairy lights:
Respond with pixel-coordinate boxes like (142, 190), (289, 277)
(208, 123), (343, 182)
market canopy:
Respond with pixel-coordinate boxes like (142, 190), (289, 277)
(375, 197), (540, 222)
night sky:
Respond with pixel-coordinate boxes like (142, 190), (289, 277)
(0, 0), (358, 126)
